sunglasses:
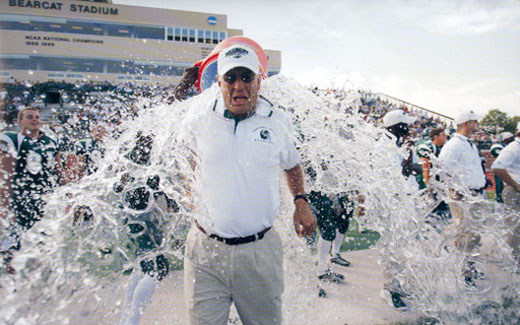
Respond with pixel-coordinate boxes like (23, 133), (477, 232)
(223, 70), (256, 84)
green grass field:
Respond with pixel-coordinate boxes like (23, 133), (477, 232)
(341, 218), (381, 252)
(340, 190), (501, 253)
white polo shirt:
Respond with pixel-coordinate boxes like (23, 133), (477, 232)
(193, 95), (300, 238)
(438, 133), (485, 190)
(492, 137), (520, 184)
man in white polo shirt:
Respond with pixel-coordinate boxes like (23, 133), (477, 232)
(439, 110), (485, 196)
(492, 122), (520, 266)
(184, 43), (316, 325)
(438, 109), (486, 284)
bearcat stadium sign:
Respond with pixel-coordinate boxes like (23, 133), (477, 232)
(9, 0), (119, 15)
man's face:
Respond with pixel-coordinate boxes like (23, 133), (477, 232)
(435, 132), (447, 145)
(19, 109), (41, 132)
(466, 120), (479, 134)
(218, 67), (260, 116)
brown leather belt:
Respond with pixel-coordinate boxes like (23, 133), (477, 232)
(195, 220), (271, 246)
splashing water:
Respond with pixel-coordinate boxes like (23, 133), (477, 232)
(1, 75), (519, 324)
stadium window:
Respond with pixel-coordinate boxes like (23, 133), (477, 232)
(92, 23), (105, 35)
(167, 27), (173, 41)
(0, 58), (36, 70)
(189, 29), (195, 42)
(117, 75), (134, 80)
(134, 75), (151, 81)
(66, 73), (84, 79)
(182, 28), (188, 42)
(48, 73), (64, 78)
(72, 25), (83, 30)
(205, 30), (211, 44)
(134, 25), (164, 40)
(212, 31), (218, 44)
(175, 28), (181, 41)
(197, 30), (204, 43)
(219, 32), (226, 42)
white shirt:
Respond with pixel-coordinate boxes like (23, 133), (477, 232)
(491, 137), (520, 184)
(193, 95), (300, 238)
(438, 133), (485, 190)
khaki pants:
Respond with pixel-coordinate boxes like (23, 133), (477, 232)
(447, 200), (482, 252)
(503, 186), (520, 265)
(184, 226), (284, 325)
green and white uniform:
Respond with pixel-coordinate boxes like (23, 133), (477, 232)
(491, 142), (506, 203)
(415, 140), (441, 189)
(0, 131), (59, 231)
(116, 136), (178, 325)
(416, 140), (441, 160)
(309, 191), (353, 241)
(491, 142), (505, 158)
(415, 139), (451, 221)
(75, 138), (104, 175)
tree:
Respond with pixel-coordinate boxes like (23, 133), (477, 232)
(505, 115), (520, 134)
(480, 109), (511, 134)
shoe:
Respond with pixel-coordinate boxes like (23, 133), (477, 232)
(464, 269), (485, 287)
(463, 262), (485, 287)
(380, 289), (407, 310)
(318, 269), (344, 283)
(330, 254), (351, 267)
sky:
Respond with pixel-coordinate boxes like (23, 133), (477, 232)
(116, 0), (520, 118)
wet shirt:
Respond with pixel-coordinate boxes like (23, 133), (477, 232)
(0, 131), (59, 196)
(438, 133), (485, 190)
(491, 137), (520, 184)
(193, 95), (301, 238)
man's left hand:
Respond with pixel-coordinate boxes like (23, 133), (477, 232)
(293, 200), (316, 237)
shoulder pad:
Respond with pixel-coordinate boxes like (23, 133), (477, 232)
(2, 131), (18, 141)
(416, 143), (433, 158)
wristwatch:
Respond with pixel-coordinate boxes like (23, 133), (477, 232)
(293, 194), (308, 203)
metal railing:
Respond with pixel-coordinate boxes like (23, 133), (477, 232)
(377, 92), (454, 123)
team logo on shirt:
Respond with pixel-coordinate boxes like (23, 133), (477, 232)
(253, 127), (275, 145)
(260, 129), (270, 140)
(26, 150), (43, 175)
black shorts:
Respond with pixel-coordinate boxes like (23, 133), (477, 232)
(309, 191), (352, 241)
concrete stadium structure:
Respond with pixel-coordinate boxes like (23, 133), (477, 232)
(0, 0), (282, 84)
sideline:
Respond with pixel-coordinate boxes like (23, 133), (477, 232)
(70, 249), (424, 324)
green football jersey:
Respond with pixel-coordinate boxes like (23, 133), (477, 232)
(416, 140), (441, 159)
(490, 142), (505, 158)
(0, 130), (59, 229)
